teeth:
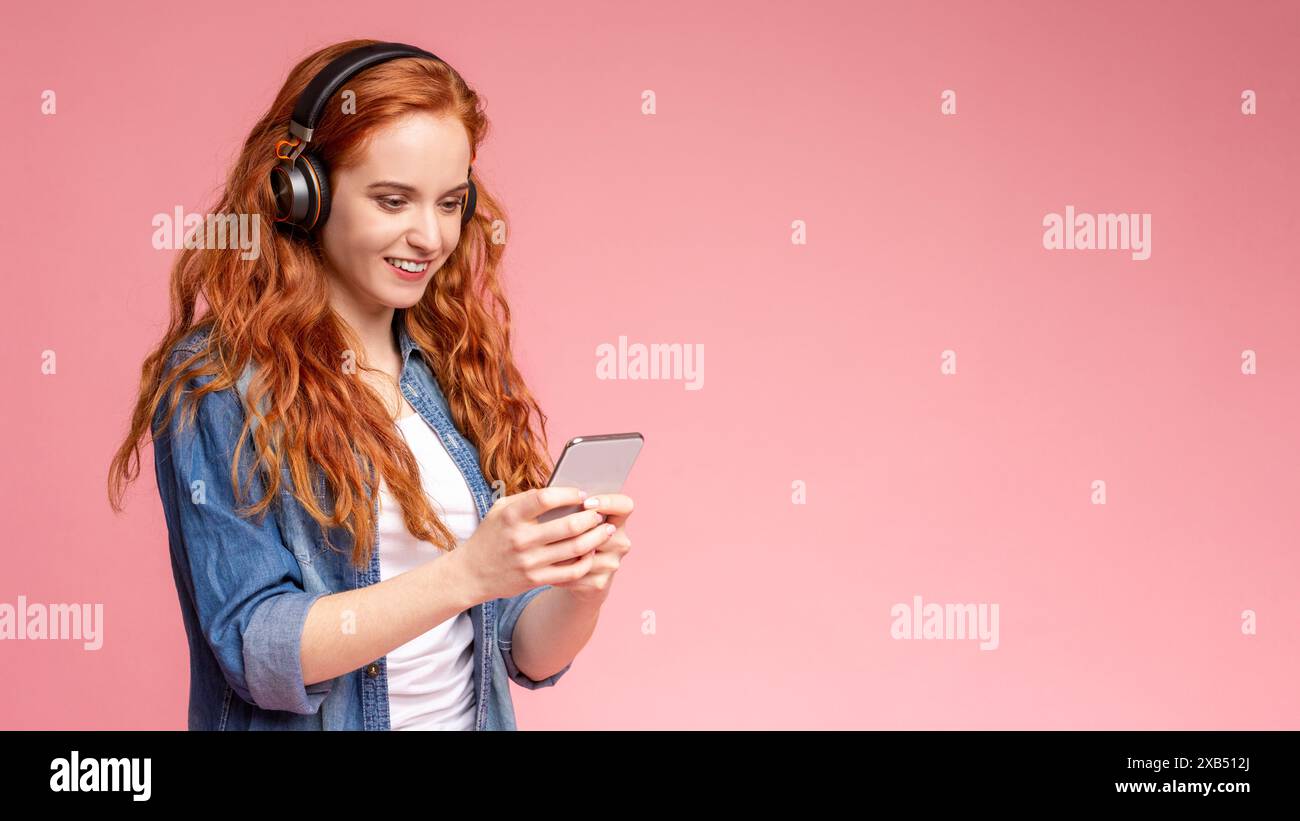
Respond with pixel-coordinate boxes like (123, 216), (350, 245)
(385, 257), (429, 273)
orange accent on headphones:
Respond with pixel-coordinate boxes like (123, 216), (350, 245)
(275, 137), (302, 160)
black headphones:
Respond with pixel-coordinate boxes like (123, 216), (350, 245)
(270, 41), (478, 234)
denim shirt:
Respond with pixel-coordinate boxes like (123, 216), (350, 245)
(151, 314), (571, 730)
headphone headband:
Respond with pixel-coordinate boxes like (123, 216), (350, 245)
(287, 42), (439, 147)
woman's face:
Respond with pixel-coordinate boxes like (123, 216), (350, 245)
(319, 110), (473, 312)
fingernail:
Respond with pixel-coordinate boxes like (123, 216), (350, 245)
(605, 523), (616, 535)
(583, 496), (600, 508)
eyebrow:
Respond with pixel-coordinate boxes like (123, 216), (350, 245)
(366, 180), (470, 196)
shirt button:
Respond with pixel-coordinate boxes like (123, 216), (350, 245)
(365, 662), (380, 678)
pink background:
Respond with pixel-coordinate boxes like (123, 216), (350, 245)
(1, 0), (1298, 729)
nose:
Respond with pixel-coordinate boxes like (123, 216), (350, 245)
(404, 203), (443, 258)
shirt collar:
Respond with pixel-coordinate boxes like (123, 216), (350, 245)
(394, 309), (419, 367)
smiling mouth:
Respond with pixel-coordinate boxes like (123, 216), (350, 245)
(384, 257), (432, 274)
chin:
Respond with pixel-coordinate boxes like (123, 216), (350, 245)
(382, 288), (427, 309)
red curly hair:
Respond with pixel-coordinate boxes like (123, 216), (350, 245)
(107, 38), (553, 570)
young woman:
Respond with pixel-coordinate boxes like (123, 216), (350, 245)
(107, 39), (634, 730)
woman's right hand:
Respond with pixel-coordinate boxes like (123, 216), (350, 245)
(450, 486), (613, 604)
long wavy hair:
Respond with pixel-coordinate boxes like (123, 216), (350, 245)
(107, 38), (553, 570)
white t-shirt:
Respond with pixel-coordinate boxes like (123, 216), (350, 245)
(377, 411), (480, 730)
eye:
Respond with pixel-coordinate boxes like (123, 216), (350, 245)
(377, 196), (406, 211)
(439, 198), (462, 214)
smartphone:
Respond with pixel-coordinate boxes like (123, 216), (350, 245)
(536, 432), (644, 523)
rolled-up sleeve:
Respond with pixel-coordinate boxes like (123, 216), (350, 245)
(154, 348), (332, 714)
(496, 585), (574, 689)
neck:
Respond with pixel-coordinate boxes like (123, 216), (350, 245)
(328, 280), (400, 370)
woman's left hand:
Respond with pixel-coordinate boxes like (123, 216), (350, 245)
(549, 492), (634, 603)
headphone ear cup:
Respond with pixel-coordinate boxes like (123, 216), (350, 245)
(271, 160), (304, 228)
(301, 151), (332, 230)
(461, 178), (477, 226)
(270, 151), (331, 232)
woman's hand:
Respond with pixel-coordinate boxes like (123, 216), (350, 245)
(549, 492), (634, 604)
(450, 487), (610, 604)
